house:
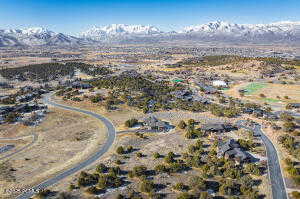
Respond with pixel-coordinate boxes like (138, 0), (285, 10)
(143, 116), (169, 132)
(171, 90), (193, 101)
(0, 115), (4, 124)
(197, 82), (218, 94)
(0, 145), (14, 154)
(15, 93), (37, 103)
(0, 106), (14, 116)
(71, 81), (92, 89)
(20, 86), (34, 92)
(201, 123), (236, 133)
(287, 103), (300, 109)
(212, 80), (228, 88)
(193, 95), (210, 104)
(217, 139), (250, 163)
(263, 112), (278, 120)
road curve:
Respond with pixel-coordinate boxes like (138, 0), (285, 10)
(237, 120), (287, 199)
(0, 133), (38, 161)
(16, 93), (116, 199)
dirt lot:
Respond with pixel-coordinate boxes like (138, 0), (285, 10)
(0, 107), (107, 198)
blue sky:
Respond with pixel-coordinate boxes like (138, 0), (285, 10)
(1, 0), (299, 35)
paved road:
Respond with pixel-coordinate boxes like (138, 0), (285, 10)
(237, 120), (287, 199)
(16, 93), (116, 199)
(0, 133), (38, 161)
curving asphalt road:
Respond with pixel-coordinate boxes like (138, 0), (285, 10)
(0, 133), (38, 161)
(16, 93), (116, 199)
(237, 120), (287, 199)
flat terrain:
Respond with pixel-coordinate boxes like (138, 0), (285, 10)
(0, 107), (107, 198)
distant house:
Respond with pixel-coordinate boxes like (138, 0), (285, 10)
(16, 93), (37, 103)
(193, 95), (210, 104)
(201, 123), (236, 133)
(263, 112), (278, 120)
(0, 115), (4, 124)
(71, 81), (92, 89)
(143, 116), (169, 132)
(171, 90), (193, 101)
(0, 106), (14, 116)
(212, 80), (228, 88)
(217, 139), (250, 163)
(287, 103), (300, 109)
(0, 145), (14, 154)
(197, 82), (218, 94)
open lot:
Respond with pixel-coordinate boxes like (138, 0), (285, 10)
(0, 107), (107, 198)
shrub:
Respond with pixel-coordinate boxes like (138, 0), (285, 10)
(136, 152), (143, 158)
(132, 165), (148, 177)
(35, 189), (52, 199)
(5, 112), (19, 123)
(116, 146), (125, 154)
(189, 176), (206, 191)
(125, 118), (138, 127)
(172, 182), (189, 191)
(140, 179), (155, 193)
(127, 145), (134, 153)
(176, 192), (193, 199)
(109, 166), (121, 176)
(68, 183), (76, 191)
(154, 164), (168, 174)
(169, 162), (187, 173)
(115, 159), (122, 165)
(259, 93), (266, 98)
(244, 163), (261, 176)
(283, 121), (296, 132)
(164, 155), (175, 164)
(77, 171), (98, 187)
(153, 152), (161, 159)
(97, 173), (123, 189)
(188, 119), (195, 125)
(178, 120), (187, 129)
(85, 186), (100, 194)
(292, 191), (300, 199)
(96, 163), (108, 173)
(116, 194), (125, 199)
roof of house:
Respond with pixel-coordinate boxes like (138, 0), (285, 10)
(143, 116), (166, 128)
(289, 103), (300, 108)
(218, 139), (249, 162)
(201, 123), (234, 132)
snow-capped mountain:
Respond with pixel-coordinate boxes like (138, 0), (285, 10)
(0, 27), (90, 47)
(1, 21), (300, 47)
(81, 24), (162, 41)
(181, 21), (300, 43)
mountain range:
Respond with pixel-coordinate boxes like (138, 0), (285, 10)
(1, 21), (300, 47)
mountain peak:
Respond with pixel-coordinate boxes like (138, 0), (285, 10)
(81, 24), (162, 39)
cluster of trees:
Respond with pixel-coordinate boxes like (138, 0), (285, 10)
(0, 96), (15, 104)
(0, 62), (111, 82)
(278, 134), (300, 159)
(116, 145), (134, 155)
(90, 75), (186, 113)
(209, 104), (240, 118)
(77, 164), (124, 194)
(89, 94), (104, 103)
(178, 120), (205, 139)
(125, 118), (139, 128)
(285, 158), (300, 185)
(65, 62), (111, 76)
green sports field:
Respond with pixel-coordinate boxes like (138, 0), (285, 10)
(244, 82), (268, 95)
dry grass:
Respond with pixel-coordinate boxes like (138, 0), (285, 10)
(0, 107), (108, 198)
